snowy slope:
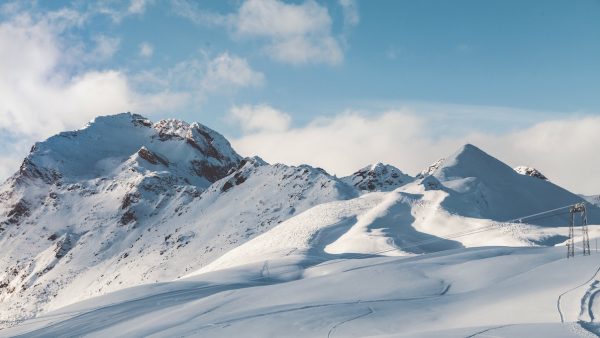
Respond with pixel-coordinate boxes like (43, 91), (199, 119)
(0, 114), (357, 327)
(199, 144), (598, 273)
(199, 176), (571, 274)
(4, 245), (600, 337)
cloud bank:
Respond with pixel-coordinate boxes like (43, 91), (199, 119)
(228, 105), (600, 195)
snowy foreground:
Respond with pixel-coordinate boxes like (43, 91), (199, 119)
(3, 245), (600, 337)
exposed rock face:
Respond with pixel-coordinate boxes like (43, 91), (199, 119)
(342, 163), (414, 192)
(137, 147), (168, 166)
(514, 166), (548, 180)
(416, 158), (445, 179)
(4, 200), (29, 226)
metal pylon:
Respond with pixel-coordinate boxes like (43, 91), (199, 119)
(582, 205), (591, 256)
(568, 209), (575, 258)
(568, 203), (590, 258)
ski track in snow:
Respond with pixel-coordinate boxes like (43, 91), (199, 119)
(327, 306), (374, 338)
(465, 324), (514, 338)
(556, 263), (600, 322)
(556, 261), (600, 336)
(12, 282), (266, 338)
(192, 294), (444, 332)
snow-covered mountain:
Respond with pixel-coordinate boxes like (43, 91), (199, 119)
(1, 114), (598, 335)
(341, 163), (413, 192)
(198, 144), (598, 273)
(0, 113), (357, 326)
(427, 144), (595, 226)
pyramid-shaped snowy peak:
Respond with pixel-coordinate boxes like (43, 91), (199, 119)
(429, 144), (597, 226)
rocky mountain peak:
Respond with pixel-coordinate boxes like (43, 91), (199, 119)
(514, 166), (548, 180)
(342, 163), (413, 192)
(14, 113), (241, 188)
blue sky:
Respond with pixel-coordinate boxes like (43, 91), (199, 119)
(0, 0), (599, 193)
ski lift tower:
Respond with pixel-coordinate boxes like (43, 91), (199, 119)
(567, 203), (590, 258)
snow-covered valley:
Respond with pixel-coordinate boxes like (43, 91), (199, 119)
(1, 113), (599, 337)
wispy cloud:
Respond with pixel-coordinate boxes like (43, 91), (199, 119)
(170, 0), (229, 26)
(139, 41), (153, 57)
(90, 35), (121, 61)
(234, 0), (342, 65)
(201, 53), (265, 92)
(92, 0), (155, 23)
(132, 52), (264, 101)
(172, 0), (352, 65)
(228, 104), (291, 133)
(128, 0), (150, 15)
(339, 0), (359, 28)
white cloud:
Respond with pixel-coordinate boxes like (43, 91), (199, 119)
(130, 52), (263, 107)
(201, 53), (264, 92)
(172, 0), (346, 65)
(228, 104), (292, 133)
(0, 157), (20, 181)
(128, 0), (149, 14)
(234, 0), (342, 65)
(170, 0), (229, 26)
(0, 10), (188, 151)
(90, 35), (121, 61)
(339, 0), (359, 27)
(90, 0), (153, 23)
(230, 109), (442, 177)
(230, 105), (600, 195)
(139, 42), (153, 57)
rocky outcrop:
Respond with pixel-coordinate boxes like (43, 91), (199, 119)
(514, 166), (548, 180)
(416, 158), (445, 179)
(342, 163), (414, 192)
(137, 147), (169, 166)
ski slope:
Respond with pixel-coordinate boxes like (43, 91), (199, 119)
(3, 245), (600, 337)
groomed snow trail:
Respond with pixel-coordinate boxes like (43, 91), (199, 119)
(327, 306), (374, 338)
(556, 258), (600, 336)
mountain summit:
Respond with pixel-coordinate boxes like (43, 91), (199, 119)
(17, 113), (241, 187)
(426, 144), (595, 225)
